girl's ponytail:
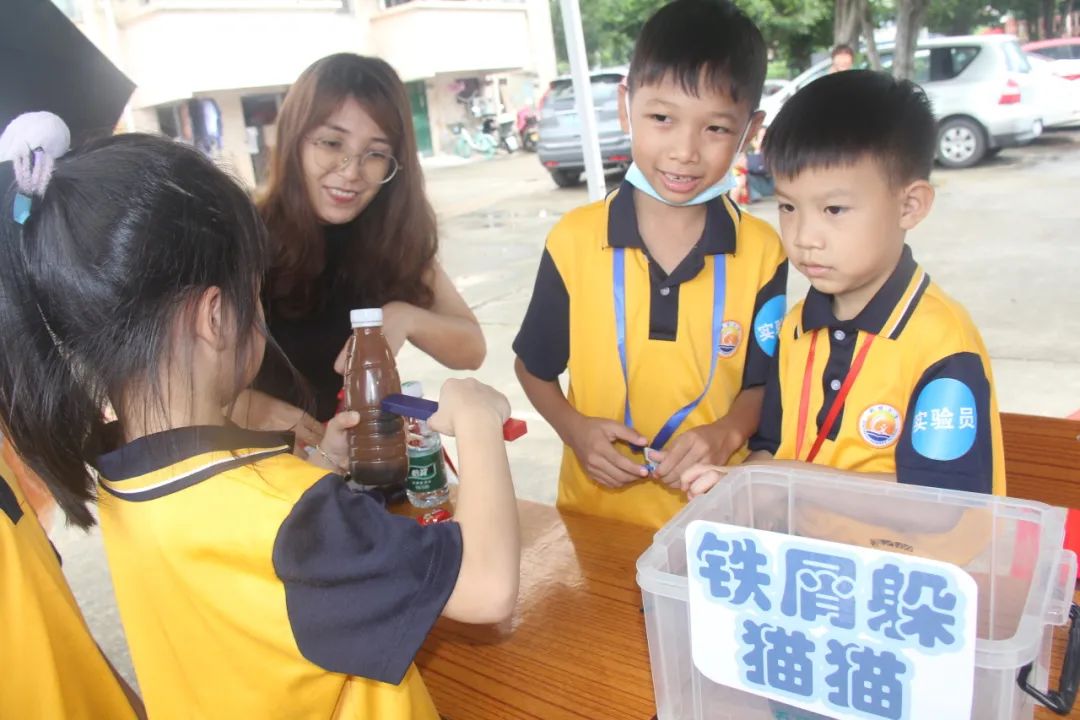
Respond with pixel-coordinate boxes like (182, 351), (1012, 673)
(0, 112), (99, 528)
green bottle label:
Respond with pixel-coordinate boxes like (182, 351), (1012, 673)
(407, 446), (446, 493)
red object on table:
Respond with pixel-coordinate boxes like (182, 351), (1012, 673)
(417, 508), (453, 526)
(1065, 508), (1080, 579)
(501, 418), (528, 442)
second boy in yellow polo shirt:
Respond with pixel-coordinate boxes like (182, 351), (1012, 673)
(686, 71), (1004, 513)
(682, 71), (1004, 581)
(752, 70), (1004, 496)
(753, 244), (1005, 495)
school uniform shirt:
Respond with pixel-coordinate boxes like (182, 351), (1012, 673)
(514, 182), (787, 529)
(93, 425), (462, 720)
(750, 245), (1005, 561)
(0, 453), (137, 720)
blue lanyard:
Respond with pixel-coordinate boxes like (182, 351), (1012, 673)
(613, 247), (726, 452)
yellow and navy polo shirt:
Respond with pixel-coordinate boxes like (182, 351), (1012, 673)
(0, 451), (137, 720)
(94, 425), (461, 720)
(514, 181), (787, 529)
(751, 245), (1005, 496)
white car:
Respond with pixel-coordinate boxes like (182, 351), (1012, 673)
(1026, 53), (1080, 128)
(1023, 38), (1080, 81)
(761, 35), (1048, 169)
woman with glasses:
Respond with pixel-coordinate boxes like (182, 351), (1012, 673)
(238, 54), (486, 444)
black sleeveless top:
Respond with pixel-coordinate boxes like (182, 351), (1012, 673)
(256, 224), (375, 422)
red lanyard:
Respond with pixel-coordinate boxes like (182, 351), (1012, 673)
(795, 330), (877, 463)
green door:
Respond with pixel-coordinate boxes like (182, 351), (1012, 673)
(406, 80), (433, 157)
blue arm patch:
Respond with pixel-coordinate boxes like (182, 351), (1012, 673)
(896, 352), (995, 494)
(744, 260), (789, 389)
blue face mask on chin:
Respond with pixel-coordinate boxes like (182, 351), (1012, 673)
(624, 162), (736, 206)
(622, 93), (750, 207)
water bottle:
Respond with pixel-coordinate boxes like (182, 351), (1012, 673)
(402, 381), (450, 508)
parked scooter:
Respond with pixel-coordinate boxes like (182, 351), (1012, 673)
(482, 115), (519, 153)
(450, 122), (497, 159)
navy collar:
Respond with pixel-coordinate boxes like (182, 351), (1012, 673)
(801, 245), (921, 336)
(606, 180), (739, 256)
(95, 424), (294, 481)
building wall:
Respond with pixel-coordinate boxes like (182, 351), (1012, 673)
(524, 0), (558, 88)
(64, 0), (560, 181)
(370, 1), (533, 81)
(114, 3), (367, 109)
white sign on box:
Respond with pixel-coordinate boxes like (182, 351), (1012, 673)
(685, 520), (978, 720)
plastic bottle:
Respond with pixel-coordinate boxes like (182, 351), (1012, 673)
(343, 308), (408, 487)
(402, 381), (451, 509)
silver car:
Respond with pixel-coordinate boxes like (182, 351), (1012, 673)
(761, 35), (1046, 169)
(537, 69), (632, 188)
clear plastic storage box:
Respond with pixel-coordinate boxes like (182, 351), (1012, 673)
(636, 465), (1078, 719)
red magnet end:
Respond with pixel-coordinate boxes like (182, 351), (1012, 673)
(502, 418), (527, 442)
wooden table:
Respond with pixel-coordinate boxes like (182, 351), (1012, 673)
(405, 413), (1080, 719)
(404, 498), (656, 719)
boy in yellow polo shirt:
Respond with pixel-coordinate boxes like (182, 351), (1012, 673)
(514, 0), (787, 529)
(685, 71), (1004, 505)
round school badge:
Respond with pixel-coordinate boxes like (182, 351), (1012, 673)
(859, 404), (902, 448)
(717, 321), (742, 357)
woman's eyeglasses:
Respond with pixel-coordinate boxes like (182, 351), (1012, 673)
(309, 137), (399, 185)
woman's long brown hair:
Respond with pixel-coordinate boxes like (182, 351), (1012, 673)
(259, 54), (437, 318)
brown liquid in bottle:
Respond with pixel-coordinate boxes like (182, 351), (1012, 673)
(343, 308), (408, 486)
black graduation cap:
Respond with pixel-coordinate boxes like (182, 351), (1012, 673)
(1, 0), (135, 147)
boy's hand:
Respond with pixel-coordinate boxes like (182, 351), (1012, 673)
(567, 416), (650, 489)
(680, 463), (728, 499)
(309, 411), (360, 473)
(651, 418), (747, 486)
(428, 378), (510, 437)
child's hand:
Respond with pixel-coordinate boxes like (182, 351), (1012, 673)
(307, 411), (360, 473)
(566, 416), (650, 488)
(428, 378), (510, 437)
(680, 463), (727, 499)
(651, 418), (746, 486)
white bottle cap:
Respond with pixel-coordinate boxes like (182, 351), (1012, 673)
(350, 308), (383, 328)
(402, 380), (423, 398)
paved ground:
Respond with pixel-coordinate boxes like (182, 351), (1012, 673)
(53, 130), (1080, 686)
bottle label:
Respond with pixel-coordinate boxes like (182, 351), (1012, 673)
(417, 508), (452, 526)
(407, 446), (447, 493)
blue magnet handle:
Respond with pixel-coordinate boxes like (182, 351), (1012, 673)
(380, 393), (528, 442)
(381, 393), (438, 420)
